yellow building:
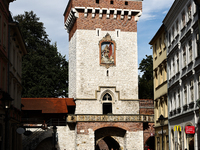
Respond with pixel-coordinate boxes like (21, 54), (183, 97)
(149, 24), (168, 150)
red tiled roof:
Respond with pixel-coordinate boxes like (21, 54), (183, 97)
(21, 98), (75, 114)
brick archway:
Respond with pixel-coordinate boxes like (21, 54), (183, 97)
(95, 127), (126, 150)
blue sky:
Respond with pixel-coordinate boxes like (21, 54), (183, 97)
(10, 0), (174, 66)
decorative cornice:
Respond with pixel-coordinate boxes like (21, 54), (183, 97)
(67, 114), (154, 123)
(64, 8), (78, 33)
(64, 7), (142, 32)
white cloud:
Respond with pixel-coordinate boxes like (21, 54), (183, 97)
(140, 0), (174, 21)
(10, 0), (70, 59)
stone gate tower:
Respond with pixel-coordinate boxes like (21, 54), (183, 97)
(63, 0), (152, 150)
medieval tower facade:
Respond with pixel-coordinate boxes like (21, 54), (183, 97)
(62, 0), (153, 149)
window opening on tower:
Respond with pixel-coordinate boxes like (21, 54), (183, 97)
(125, 1), (128, 5)
(103, 103), (112, 114)
(110, 0), (113, 4)
(96, 0), (99, 4)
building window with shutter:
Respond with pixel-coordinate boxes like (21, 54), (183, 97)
(174, 92), (176, 110)
(184, 84), (187, 105)
(188, 4), (192, 20)
(182, 12), (186, 27)
(190, 80), (194, 102)
(172, 26), (174, 39)
(177, 53), (179, 73)
(172, 58), (175, 76)
(176, 20), (179, 34)
(178, 90), (180, 107)
(189, 40), (192, 62)
(183, 46), (186, 67)
(198, 75), (200, 99)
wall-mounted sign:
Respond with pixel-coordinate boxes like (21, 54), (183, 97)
(185, 126), (195, 134)
(174, 125), (181, 131)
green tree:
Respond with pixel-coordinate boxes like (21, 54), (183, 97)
(138, 55), (153, 99)
(14, 11), (68, 98)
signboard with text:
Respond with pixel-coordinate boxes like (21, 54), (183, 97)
(185, 126), (195, 134)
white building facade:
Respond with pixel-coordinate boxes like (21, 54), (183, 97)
(163, 0), (200, 149)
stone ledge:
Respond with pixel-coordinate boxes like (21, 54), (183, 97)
(67, 114), (154, 123)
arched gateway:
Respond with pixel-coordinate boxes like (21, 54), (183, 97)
(95, 127), (126, 150)
(62, 0), (154, 149)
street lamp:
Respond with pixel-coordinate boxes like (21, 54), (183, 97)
(53, 126), (57, 150)
(0, 91), (14, 109)
(0, 90), (14, 150)
(158, 114), (165, 150)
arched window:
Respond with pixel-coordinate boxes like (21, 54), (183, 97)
(103, 93), (112, 101)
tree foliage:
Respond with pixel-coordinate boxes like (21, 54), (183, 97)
(138, 55), (153, 99)
(14, 11), (68, 98)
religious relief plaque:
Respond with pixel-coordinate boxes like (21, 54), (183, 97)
(99, 33), (116, 68)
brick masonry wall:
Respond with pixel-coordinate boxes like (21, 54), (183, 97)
(68, 12), (137, 40)
(143, 123), (155, 145)
(76, 122), (143, 134)
(139, 99), (154, 115)
(64, 0), (142, 22)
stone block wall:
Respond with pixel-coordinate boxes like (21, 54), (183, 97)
(69, 30), (138, 98)
(57, 125), (76, 150)
(69, 30), (139, 114)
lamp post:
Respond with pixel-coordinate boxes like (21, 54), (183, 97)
(158, 114), (165, 150)
(53, 126), (57, 150)
(0, 90), (13, 150)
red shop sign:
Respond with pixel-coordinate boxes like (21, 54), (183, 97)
(185, 126), (195, 134)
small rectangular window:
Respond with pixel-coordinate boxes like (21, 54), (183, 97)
(125, 1), (128, 5)
(188, 4), (192, 19)
(184, 84), (187, 105)
(110, 0), (113, 4)
(182, 12), (186, 27)
(103, 103), (112, 114)
(96, 0), (99, 4)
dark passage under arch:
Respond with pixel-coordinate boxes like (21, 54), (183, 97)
(95, 136), (120, 150)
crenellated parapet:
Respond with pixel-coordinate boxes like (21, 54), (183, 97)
(64, 7), (142, 33)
